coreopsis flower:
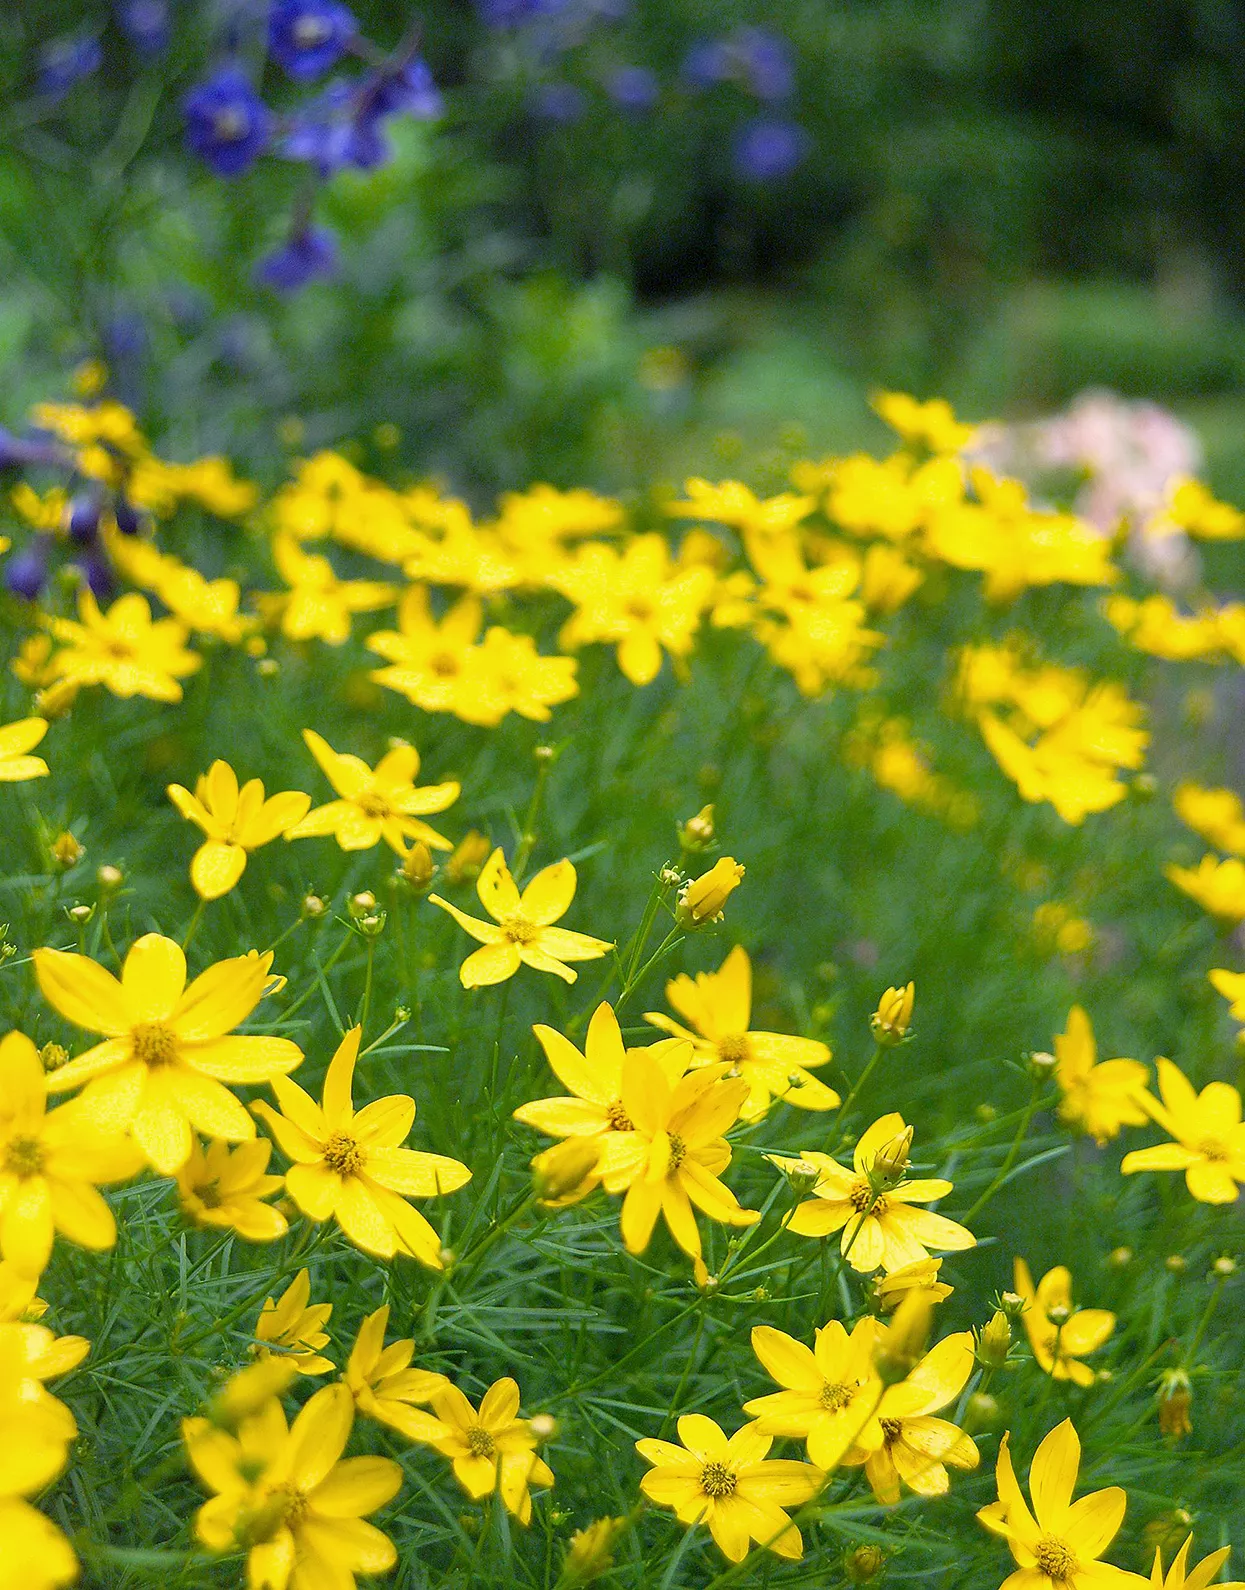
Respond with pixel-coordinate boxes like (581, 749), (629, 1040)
(635, 1415), (822, 1563)
(285, 730), (459, 856)
(1121, 1059), (1245, 1203)
(425, 1378), (553, 1523)
(261, 533), (395, 644)
(1147, 1535), (1244, 1590)
(531, 1137), (601, 1208)
(777, 1113), (975, 1274)
(976, 1418), (1132, 1589)
(35, 936), (303, 1175)
(255, 1268), (333, 1375)
(667, 478), (815, 537)
(1053, 1006), (1149, 1146)
(743, 1318), (887, 1469)
(344, 1303), (446, 1443)
(184, 1381), (402, 1589)
(42, 590), (200, 703)
(1014, 1259), (1114, 1386)
(254, 1025), (471, 1266)
(0, 1032), (142, 1276)
(0, 718), (49, 782)
(430, 848), (611, 988)
(1167, 477), (1245, 540)
(453, 626), (579, 727)
(844, 1331), (978, 1504)
(1173, 783), (1245, 855)
(645, 946), (838, 1120)
(0, 1320), (82, 1497)
(870, 982), (914, 1046)
(1209, 968), (1245, 1023)
(872, 1257), (953, 1310)
(175, 1138), (288, 1241)
(206, 1358), (298, 1430)
(0, 1497), (78, 1590)
(167, 760), (311, 900)
(1166, 855), (1245, 921)
(368, 588), (483, 713)
(875, 392), (977, 454)
(676, 857), (745, 928)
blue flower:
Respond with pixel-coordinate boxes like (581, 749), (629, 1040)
(184, 67), (272, 177)
(735, 28), (795, 101)
(370, 58), (443, 120)
(0, 427), (63, 470)
(475, 0), (544, 25)
(283, 82), (386, 177)
(256, 225), (339, 292)
(5, 542), (49, 602)
(268, 0), (357, 81)
(530, 81), (587, 123)
(681, 37), (732, 89)
(38, 32), (103, 100)
(115, 0), (170, 56)
(732, 116), (809, 181)
(606, 65), (658, 114)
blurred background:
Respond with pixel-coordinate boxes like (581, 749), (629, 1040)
(5, 0), (1245, 501)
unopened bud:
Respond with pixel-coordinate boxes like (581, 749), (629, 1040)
(961, 1391), (1002, 1434)
(676, 856), (744, 928)
(870, 982), (914, 1046)
(870, 1126), (913, 1187)
(1166, 1254), (1187, 1274)
(446, 830), (491, 885)
(532, 1138), (600, 1208)
(349, 891), (376, 918)
(1045, 1303), (1070, 1328)
(659, 865), (683, 889)
(401, 841), (437, 892)
(51, 832), (85, 868)
(1212, 1256), (1236, 1277)
(37, 1042), (69, 1073)
(302, 893), (327, 919)
(1157, 1370), (1192, 1441)
(974, 1311), (1012, 1370)
(97, 864), (123, 892)
(256, 657), (280, 677)
(528, 1413), (557, 1442)
(678, 803), (716, 854)
(845, 1544), (886, 1584)
(998, 1291), (1026, 1320)
(66, 903), (93, 924)
(1108, 1246), (1132, 1268)
(558, 1516), (627, 1587)
(1028, 1049), (1057, 1077)
(873, 1287), (935, 1385)
(356, 912), (386, 938)
(534, 744), (556, 763)
(778, 1157), (821, 1197)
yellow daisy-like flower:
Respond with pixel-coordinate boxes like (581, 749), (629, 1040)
(873, 1257), (953, 1310)
(1209, 967), (1245, 1023)
(0, 1031), (141, 1278)
(778, 1113), (975, 1274)
(344, 1303), (447, 1444)
(743, 1317), (887, 1470)
(430, 848), (612, 988)
(44, 589), (201, 703)
(263, 531), (396, 645)
(255, 1268), (333, 1375)
(645, 945), (837, 1120)
(1166, 855), (1245, 922)
(977, 1418), (1134, 1590)
(636, 1414), (822, 1564)
(184, 1381), (402, 1590)
(0, 1496), (78, 1590)
(0, 718), (49, 782)
(254, 1026), (471, 1267)
(1148, 1535), (1244, 1590)
(425, 1377), (554, 1524)
(34, 935), (303, 1175)
(1173, 783), (1245, 856)
(175, 1137), (288, 1241)
(1121, 1058), (1245, 1204)
(285, 729), (459, 856)
(1014, 1259), (1114, 1386)
(167, 760), (311, 900)
(368, 588), (482, 713)
(844, 1332), (978, 1505)
(0, 1317), (86, 1497)
(1053, 1006), (1149, 1146)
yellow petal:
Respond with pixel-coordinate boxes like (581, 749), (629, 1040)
(190, 841), (247, 900)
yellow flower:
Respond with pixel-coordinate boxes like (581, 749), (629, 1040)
(0, 719), (49, 782)
(430, 848), (611, 987)
(262, 532), (395, 644)
(175, 1138), (288, 1241)
(1173, 783), (1245, 855)
(779, 1113), (975, 1274)
(0, 1319), (83, 1497)
(35, 935), (303, 1175)
(255, 1268), (333, 1375)
(452, 626), (579, 727)
(44, 590), (201, 703)
(425, 1378), (553, 1523)
(168, 761), (311, 900)
(1053, 1006), (1149, 1146)
(743, 1317), (887, 1469)
(645, 946), (837, 1120)
(976, 1418), (1132, 1590)
(1014, 1259), (1114, 1386)
(1121, 1058), (1245, 1203)
(675, 857), (745, 928)
(1167, 477), (1245, 540)
(871, 982), (914, 1046)
(368, 588), (483, 712)
(560, 1515), (628, 1584)
(0, 1497), (78, 1590)
(1166, 855), (1245, 921)
(1148, 1535), (1245, 1590)
(185, 1380), (402, 1590)
(254, 1025), (471, 1266)
(844, 1332), (977, 1504)
(0, 1031), (141, 1277)
(286, 730), (459, 857)
(344, 1303), (447, 1443)
(1209, 968), (1245, 1023)
(874, 392), (977, 454)
(531, 1137), (601, 1208)
(666, 478), (816, 536)
(594, 1045), (756, 1284)
(872, 1257), (953, 1310)
(636, 1414), (822, 1563)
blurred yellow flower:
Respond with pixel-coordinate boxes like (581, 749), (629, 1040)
(175, 1138), (288, 1241)
(1122, 1059), (1245, 1204)
(425, 1377), (553, 1523)
(262, 531), (395, 644)
(1014, 1258), (1114, 1386)
(676, 856), (745, 928)
(874, 392), (977, 454)
(286, 729), (459, 856)
(168, 759), (310, 899)
(1166, 854), (1245, 921)
(1172, 783), (1245, 855)
(255, 1268), (333, 1375)
(0, 718), (49, 782)
(44, 590), (201, 704)
(1053, 1005), (1149, 1146)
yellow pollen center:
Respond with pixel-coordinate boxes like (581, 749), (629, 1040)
(717, 1034), (750, 1065)
(430, 653), (458, 677)
(605, 1099), (634, 1132)
(848, 1177), (882, 1214)
(132, 1021), (179, 1068)
(819, 1380), (853, 1411)
(879, 1417), (903, 1443)
(278, 1485), (309, 1527)
(667, 1133), (687, 1173)
(502, 914), (538, 945)
(625, 599), (653, 621)
(4, 1135), (46, 1177)
(466, 1426), (496, 1458)
(700, 1461), (736, 1499)
(323, 1132), (365, 1176)
(1034, 1535), (1078, 1581)
(356, 792), (391, 818)
(1197, 1137), (1228, 1162)
(196, 1179), (223, 1210)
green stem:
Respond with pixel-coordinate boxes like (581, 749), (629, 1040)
(277, 928), (354, 1024)
(181, 898), (205, 952)
(836, 1043), (884, 1123)
(963, 1079), (1043, 1223)
(512, 750), (556, 882)
(359, 936), (376, 1036)
(1182, 1275), (1227, 1365)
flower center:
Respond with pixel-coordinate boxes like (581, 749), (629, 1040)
(132, 1021), (179, 1068)
(3, 1135), (46, 1178)
(466, 1426), (496, 1459)
(700, 1460), (737, 1499)
(502, 914), (538, 945)
(879, 1417), (903, 1444)
(195, 1178), (223, 1209)
(717, 1033), (750, 1066)
(667, 1132), (687, 1173)
(323, 1131), (365, 1176)
(819, 1380), (854, 1411)
(278, 1485), (309, 1527)
(848, 1176), (883, 1214)
(1034, 1534), (1078, 1582)
(625, 598), (654, 622)
(430, 652), (459, 678)
(356, 792), (392, 818)
(293, 15), (331, 45)
(605, 1098), (634, 1132)
(1197, 1137), (1229, 1162)
(212, 106), (251, 143)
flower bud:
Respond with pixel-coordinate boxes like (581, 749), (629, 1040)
(348, 891), (376, 919)
(1045, 1303), (1070, 1328)
(961, 1391), (1002, 1434)
(1108, 1246), (1132, 1268)
(528, 1413), (557, 1442)
(678, 803), (716, 854)
(302, 893), (327, 919)
(446, 830), (491, 885)
(998, 1291), (1026, 1321)
(870, 982), (914, 1046)
(1157, 1370), (1192, 1440)
(869, 1126), (913, 1187)
(50, 832), (84, 868)
(356, 912), (386, 939)
(1028, 1049), (1058, 1078)
(37, 1043), (69, 1073)
(1212, 1255), (1236, 1277)
(401, 841), (437, 893)
(558, 1516), (627, 1587)
(675, 856), (744, 928)
(873, 1287), (935, 1385)
(1165, 1253), (1187, 1274)
(974, 1311), (1012, 1370)
(97, 864), (123, 892)
(845, 1544), (886, 1583)
(532, 1138), (600, 1209)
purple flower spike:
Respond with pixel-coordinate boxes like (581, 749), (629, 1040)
(256, 225), (339, 293)
(269, 0), (358, 82)
(184, 67), (272, 177)
(5, 542), (49, 602)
